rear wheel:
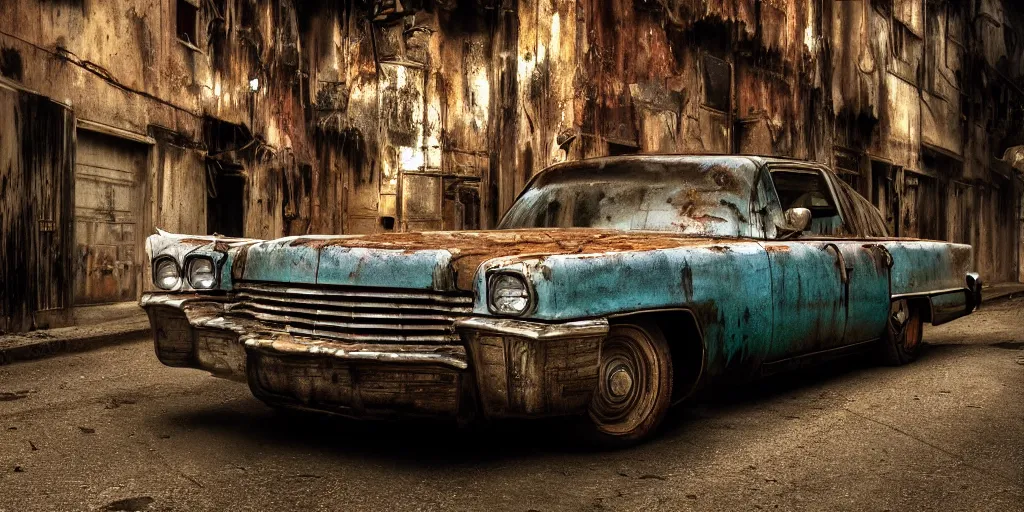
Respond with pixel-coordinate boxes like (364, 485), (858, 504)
(878, 299), (923, 365)
(585, 322), (673, 447)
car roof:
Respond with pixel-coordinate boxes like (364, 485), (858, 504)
(541, 154), (823, 173)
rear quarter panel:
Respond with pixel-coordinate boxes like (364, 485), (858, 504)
(885, 241), (973, 295)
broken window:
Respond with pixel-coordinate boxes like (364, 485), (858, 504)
(871, 161), (896, 233)
(177, 0), (199, 46)
(944, 4), (965, 92)
(888, 18), (922, 85)
(834, 149), (863, 193)
(702, 55), (731, 113)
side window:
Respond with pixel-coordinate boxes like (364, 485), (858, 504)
(831, 177), (891, 237)
(768, 168), (847, 236)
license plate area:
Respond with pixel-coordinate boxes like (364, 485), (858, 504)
(248, 352), (464, 417)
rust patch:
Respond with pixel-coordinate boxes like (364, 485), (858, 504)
(273, 229), (750, 291)
(231, 245), (250, 281)
(680, 264), (694, 302)
(177, 238), (221, 247)
(291, 238), (335, 250)
(764, 244), (790, 253)
(949, 245), (972, 274)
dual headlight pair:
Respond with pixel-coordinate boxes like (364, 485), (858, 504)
(154, 256), (529, 315)
(153, 257), (218, 291)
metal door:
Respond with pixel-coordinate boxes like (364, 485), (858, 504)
(834, 242), (891, 344)
(74, 130), (147, 304)
(762, 241), (848, 361)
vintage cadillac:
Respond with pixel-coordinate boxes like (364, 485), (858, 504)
(142, 155), (982, 444)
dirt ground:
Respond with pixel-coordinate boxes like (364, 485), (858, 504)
(1, 299), (1022, 511)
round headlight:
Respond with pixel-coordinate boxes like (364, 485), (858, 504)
(154, 258), (181, 290)
(489, 274), (531, 315)
(186, 257), (218, 290)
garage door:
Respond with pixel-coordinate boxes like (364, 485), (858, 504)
(74, 130), (147, 304)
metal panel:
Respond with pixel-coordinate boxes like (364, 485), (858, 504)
(74, 130), (147, 304)
(401, 174), (443, 231)
(836, 242), (891, 344)
(762, 242), (847, 360)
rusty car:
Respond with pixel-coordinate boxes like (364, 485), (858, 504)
(141, 155), (982, 445)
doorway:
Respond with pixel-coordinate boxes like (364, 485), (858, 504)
(74, 130), (147, 305)
(206, 163), (246, 237)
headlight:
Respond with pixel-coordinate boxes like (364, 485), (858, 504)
(489, 273), (532, 316)
(154, 258), (181, 290)
(186, 257), (218, 290)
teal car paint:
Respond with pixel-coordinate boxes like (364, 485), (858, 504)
(140, 155), (981, 438)
(487, 242), (775, 378)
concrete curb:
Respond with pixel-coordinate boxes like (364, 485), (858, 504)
(0, 322), (151, 366)
(980, 284), (1024, 305)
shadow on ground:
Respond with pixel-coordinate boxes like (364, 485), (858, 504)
(159, 340), (962, 464)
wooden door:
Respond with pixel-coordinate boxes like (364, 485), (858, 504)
(74, 130), (148, 304)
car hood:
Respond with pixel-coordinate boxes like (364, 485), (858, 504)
(230, 229), (736, 292)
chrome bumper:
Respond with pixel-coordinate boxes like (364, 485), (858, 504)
(141, 293), (608, 419)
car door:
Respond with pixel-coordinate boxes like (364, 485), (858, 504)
(822, 171), (891, 345)
(752, 165), (847, 362)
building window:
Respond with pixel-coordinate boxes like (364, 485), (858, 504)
(607, 141), (639, 156)
(702, 55), (731, 113)
(177, 0), (199, 46)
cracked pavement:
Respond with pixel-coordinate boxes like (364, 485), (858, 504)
(1, 298), (1023, 511)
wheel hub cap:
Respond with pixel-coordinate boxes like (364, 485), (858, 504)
(608, 366), (633, 398)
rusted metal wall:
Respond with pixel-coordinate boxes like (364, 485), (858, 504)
(0, 0), (1023, 330)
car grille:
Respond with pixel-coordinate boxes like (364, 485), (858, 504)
(226, 282), (474, 344)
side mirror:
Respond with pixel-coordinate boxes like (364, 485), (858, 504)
(782, 207), (811, 232)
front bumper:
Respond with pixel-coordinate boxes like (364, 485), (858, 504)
(142, 293), (607, 420)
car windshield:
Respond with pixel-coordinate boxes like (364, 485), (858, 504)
(498, 157), (756, 237)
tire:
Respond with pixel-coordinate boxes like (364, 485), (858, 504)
(878, 299), (923, 366)
(585, 321), (673, 447)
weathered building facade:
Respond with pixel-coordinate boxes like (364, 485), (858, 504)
(1, 0), (1022, 332)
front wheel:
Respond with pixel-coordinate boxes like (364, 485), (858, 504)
(585, 322), (673, 447)
(878, 299), (923, 365)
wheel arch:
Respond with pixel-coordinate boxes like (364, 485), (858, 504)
(608, 308), (706, 404)
(891, 295), (933, 323)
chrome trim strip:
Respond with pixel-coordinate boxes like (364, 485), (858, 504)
(242, 334), (469, 370)
(455, 317), (609, 340)
(140, 293), (227, 309)
(234, 292), (472, 313)
(234, 283), (473, 304)
(891, 287), (967, 300)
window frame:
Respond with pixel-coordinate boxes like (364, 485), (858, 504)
(748, 165), (783, 239)
(763, 162), (851, 238)
(176, 0), (200, 49)
(820, 165), (891, 238)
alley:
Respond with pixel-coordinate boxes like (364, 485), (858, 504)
(1, 299), (1023, 512)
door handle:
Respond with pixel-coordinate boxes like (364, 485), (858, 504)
(822, 243), (851, 284)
